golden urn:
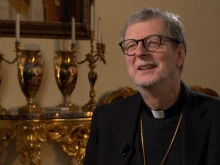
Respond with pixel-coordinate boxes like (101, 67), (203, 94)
(17, 49), (43, 113)
(54, 51), (79, 110)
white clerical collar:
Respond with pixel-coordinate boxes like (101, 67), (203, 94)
(151, 109), (165, 119)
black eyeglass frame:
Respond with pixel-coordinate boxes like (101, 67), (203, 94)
(119, 34), (180, 56)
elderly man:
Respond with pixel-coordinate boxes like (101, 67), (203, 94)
(84, 7), (220, 165)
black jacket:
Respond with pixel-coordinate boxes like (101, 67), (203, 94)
(84, 84), (220, 165)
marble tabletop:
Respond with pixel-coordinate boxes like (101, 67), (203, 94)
(0, 107), (93, 120)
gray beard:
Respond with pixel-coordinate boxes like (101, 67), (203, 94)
(135, 80), (165, 98)
(133, 71), (171, 88)
(132, 71), (177, 97)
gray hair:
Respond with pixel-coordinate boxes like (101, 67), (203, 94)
(120, 8), (187, 53)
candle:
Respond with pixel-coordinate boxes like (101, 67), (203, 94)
(16, 13), (20, 42)
(90, 4), (94, 31)
(71, 17), (76, 44)
(97, 17), (102, 43)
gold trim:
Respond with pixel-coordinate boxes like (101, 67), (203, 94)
(190, 85), (219, 97)
(0, 118), (91, 165)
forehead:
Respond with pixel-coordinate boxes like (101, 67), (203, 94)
(125, 18), (167, 39)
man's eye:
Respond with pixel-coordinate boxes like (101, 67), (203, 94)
(126, 43), (137, 50)
(150, 41), (159, 45)
(147, 40), (160, 47)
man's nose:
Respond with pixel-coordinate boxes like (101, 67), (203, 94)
(135, 42), (148, 57)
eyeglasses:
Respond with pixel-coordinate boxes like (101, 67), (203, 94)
(119, 34), (180, 56)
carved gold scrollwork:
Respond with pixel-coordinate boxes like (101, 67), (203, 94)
(62, 124), (90, 164)
(98, 87), (138, 104)
(46, 123), (90, 165)
(0, 127), (16, 149)
(0, 117), (91, 165)
(46, 124), (69, 142)
(190, 85), (219, 97)
(16, 123), (47, 165)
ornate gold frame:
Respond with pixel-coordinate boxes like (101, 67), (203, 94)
(98, 87), (138, 104)
(0, 0), (94, 40)
(190, 85), (219, 97)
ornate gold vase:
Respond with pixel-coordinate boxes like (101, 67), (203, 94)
(54, 51), (79, 110)
(17, 49), (43, 113)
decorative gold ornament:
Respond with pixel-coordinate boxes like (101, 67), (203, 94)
(16, 42), (43, 113)
(54, 44), (79, 111)
(0, 126), (16, 149)
(98, 87), (138, 104)
(78, 32), (106, 112)
(0, 116), (91, 165)
(46, 122), (90, 165)
(190, 85), (219, 97)
(16, 123), (47, 165)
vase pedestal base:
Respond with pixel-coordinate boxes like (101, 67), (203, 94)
(18, 105), (42, 114)
(57, 103), (79, 111)
(81, 99), (96, 112)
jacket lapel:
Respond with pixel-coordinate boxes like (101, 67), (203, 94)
(115, 93), (143, 165)
(181, 86), (211, 165)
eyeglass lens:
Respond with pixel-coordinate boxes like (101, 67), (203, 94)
(121, 35), (161, 55)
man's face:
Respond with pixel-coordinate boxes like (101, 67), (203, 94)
(124, 18), (185, 88)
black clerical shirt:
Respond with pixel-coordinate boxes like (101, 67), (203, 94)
(130, 88), (183, 165)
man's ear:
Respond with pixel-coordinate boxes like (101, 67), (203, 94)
(176, 43), (185, 67)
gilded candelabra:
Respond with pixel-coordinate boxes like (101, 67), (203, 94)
(0, 51), (17, 115)
(78, 32), (106, 112)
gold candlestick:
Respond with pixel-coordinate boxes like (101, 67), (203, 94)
(78, 32), (106, 112)
(15, 41), (21, 54)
